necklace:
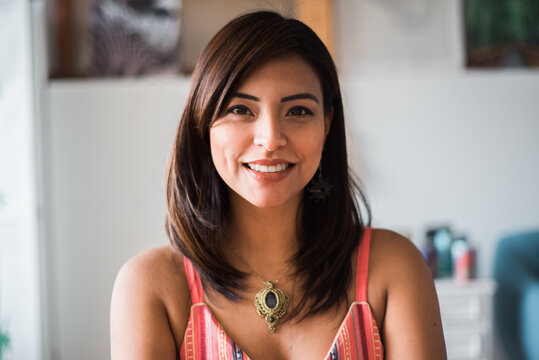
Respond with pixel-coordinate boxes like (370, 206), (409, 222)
(226, 241), (292, 333)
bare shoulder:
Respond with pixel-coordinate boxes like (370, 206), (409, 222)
(369, 228), (447, 360)
(370, 228), (427, 279)
(110, 245), (191, 359)
(116, 245), (188, 294)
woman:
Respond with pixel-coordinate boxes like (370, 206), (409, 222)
(110, 11), (446, 360)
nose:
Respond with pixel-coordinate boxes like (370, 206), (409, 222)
(253, 111), (287, 152)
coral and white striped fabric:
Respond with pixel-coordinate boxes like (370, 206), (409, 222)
(180, 227), (384, 360)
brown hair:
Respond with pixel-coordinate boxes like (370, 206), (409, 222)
(166, 11), (371, 318)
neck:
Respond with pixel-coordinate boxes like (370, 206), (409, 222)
(225, 192), (303, 281)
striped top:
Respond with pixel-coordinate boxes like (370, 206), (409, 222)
(180, 227), (384, 360)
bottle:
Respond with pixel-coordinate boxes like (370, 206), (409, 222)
(433, 227), (453, 277)
(451, 235), (473, 284)
(422, 229), (438, 278)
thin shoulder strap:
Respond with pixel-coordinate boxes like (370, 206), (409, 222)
(183, 257), (205, 304)
(355, 227), (373, 302)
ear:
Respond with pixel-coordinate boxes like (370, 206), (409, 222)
(324, 107), (334, 137)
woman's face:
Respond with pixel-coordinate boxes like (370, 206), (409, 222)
(209, 55), (331, 209)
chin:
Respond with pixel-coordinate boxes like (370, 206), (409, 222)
(231, 189), (302, 210)
(246, 191), (303, 210)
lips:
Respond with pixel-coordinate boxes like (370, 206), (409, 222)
(242, 160), (294, 182)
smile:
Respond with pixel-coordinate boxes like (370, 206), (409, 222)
(245, 163), (291, 173)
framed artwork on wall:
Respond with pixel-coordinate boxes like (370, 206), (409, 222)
(51, 0), (183, 78)
(49, 0), (334, 78)
(465, 0), (539, 68)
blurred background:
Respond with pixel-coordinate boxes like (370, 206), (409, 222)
(1, 0), (538, 359)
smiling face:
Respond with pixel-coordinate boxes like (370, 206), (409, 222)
(209, 55), (332, 209)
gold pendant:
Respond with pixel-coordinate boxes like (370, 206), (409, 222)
(254, 281), (289, 333)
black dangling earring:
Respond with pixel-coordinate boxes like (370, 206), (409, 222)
(307, 163), (333, 203)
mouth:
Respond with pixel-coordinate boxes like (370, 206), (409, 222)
(243, 163), (293, 173)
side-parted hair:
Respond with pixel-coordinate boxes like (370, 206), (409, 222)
(166, 11), (371, 318)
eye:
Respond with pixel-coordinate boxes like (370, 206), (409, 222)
(227, 105), (253, 116)
(286, 106), (313, 117)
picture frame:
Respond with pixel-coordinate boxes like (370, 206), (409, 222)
(464, 0), (539, 68)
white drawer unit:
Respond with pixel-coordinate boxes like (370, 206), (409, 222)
(435, 279), (496, 360)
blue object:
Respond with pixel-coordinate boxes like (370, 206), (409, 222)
(434, 228), (453, 277)
(494, 230), (539, 360)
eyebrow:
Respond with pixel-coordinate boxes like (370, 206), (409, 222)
(281, 93), (319, 103)
(232, 92), (320, 104)
(233, 92), (260, 101)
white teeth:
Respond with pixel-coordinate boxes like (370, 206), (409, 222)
(247, 163), (290, 173)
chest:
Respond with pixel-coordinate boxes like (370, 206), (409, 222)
(205, 297), (350, 360)
(171, 243), (387, 359)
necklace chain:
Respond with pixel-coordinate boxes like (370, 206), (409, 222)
(226, 241), (293, 285)
(224, 237), (292, 333)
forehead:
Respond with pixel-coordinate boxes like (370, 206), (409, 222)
(234, 55), (322, 96)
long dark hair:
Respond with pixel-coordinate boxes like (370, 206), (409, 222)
(166, 10), (371, 318)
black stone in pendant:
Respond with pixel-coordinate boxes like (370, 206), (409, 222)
(265, 291), (277, 309)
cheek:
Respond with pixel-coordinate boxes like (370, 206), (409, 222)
(209, 126), (243, 176)
(209, 129), (226, 172)
(301, 124), (327, 160)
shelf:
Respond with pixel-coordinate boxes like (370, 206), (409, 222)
(48, 75), (192, 90)
(435, 278), (496, 297)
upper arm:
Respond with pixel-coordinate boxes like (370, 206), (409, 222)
(376, 230), (447, 360)
(110, 248), (188, 360)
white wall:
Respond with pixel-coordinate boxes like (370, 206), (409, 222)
(46, 79), (189, 359)
(343, 73), (539, 277)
